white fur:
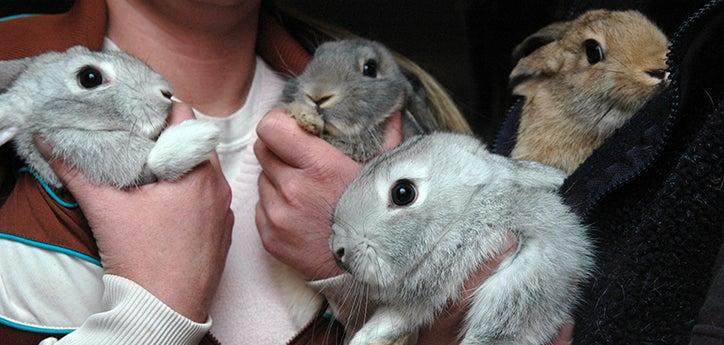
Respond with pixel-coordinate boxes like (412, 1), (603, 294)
(0, 46), (219, 188)
(147, 120), (220, 181)
(323, 133), (593, 345)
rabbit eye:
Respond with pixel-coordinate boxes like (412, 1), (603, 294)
(77, 66), (103, 89)
(584, 39), (604, 64)
(362, 59), (378, 78)
(390, 179), (416, 207)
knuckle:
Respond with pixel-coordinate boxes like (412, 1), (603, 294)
(266, 205), (287, 230)
(279, 180), (301, 205)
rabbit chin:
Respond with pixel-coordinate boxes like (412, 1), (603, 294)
(345, 244), (396, 287)
(323, 120), (362, 138)
(138, 103), (172, 139)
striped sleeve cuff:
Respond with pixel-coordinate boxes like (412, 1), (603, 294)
(43, 274), (211, 345)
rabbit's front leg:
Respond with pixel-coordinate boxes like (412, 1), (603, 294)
(147, 120), (220, 181)
(285, 101), (324, 135)
(349, 307), (413, 345)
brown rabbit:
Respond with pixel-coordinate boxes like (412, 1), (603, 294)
(509, 10), (669, 174)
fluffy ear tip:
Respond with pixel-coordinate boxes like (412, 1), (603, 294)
(0, 126), (18, 146)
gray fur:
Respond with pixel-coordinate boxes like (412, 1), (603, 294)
(280, 39), (437, 161)
(0, 46), (220, 188)
(313, 133), (594, 345)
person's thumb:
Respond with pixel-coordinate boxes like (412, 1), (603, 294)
(167, 101), (196, 125)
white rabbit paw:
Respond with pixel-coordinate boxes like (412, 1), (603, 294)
(349, 334), (410, 345)
(147, 119), (221, 181)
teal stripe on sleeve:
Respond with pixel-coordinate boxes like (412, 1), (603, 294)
(0, 316), (74, 335)
(0, 233), (102, 267)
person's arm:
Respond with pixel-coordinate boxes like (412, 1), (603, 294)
(37, 103), (233, 344)
(689, 222), (724, 345)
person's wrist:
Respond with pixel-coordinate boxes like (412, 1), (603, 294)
(107, 266), (211, 323)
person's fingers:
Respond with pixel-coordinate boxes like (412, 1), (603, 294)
(256, 109), (329, 169)
(382, 112), (404, 150)
(253, 139), (300, 190)
(551, 321), (574, 345)
(167, 101), (196, 124)
(458, 235), (518, 303)
(166, 102), (222, 170)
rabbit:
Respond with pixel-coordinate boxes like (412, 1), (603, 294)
(509, 10), (669, 174)
(310, 132), (594, 345)
(279, 39), (438, 162)
(0, 45), (221, 189)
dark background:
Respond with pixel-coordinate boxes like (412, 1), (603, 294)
(0, 0), (700, 142)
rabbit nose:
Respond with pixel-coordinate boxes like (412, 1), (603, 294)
(646, 69), (666, 80)
(333, 246), (351, 272)
(333, 247), (345, 261)
(161, 89), (173, 99)
(307, 93), (335, 108)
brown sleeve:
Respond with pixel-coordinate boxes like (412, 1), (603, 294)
(690, 222), (724, 345)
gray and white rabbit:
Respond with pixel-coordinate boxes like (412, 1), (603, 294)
(280, 39), (437, 162)
(0, 46), (220, 188)
(312, 133), (594, 345)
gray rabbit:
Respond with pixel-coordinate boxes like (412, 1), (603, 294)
(0, 46), (220, 189)
(312, 133), (593, 345)
(280, 39), (437, 162)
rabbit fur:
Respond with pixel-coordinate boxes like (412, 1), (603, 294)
(0, 46), (220, 188)
(509, 10), (669, 174)
(280, 39), (437, 162)
(312, 133), (594, 345)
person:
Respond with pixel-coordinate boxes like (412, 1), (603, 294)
(2, 1), (573, 345)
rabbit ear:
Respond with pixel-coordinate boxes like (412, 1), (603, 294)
(0, 58), (30, 146)
(511, 160), (566, 191)
(511, 21), (570, 65)
(0, 57), (31, 91)
(509, 21), (570, 91)
(0, 125), (18, 146)
(0, 96), (19, 146)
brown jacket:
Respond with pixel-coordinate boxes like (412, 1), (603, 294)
(0, 1), (343, 344)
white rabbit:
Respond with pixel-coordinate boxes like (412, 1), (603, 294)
(0, 45), (220, 188)
(313, 132), (594, 345)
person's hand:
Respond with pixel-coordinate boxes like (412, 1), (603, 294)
(37, 102), (233, 323)
(254, 109), (403, 280)
(417, 236), (574, 345)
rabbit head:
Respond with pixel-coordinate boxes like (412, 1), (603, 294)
(0, 46), (174, 147)
(510, 10), (669, 137)
(282, 39), (410, 138)
(329, 132), (566, 287)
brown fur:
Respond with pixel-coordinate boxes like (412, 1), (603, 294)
(510, 10), (668, 174)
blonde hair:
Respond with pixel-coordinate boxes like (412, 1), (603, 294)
(266, 2), (472, 134)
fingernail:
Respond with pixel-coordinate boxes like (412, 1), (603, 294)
(170, 95), (181, 102)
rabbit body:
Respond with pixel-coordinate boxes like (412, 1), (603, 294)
(280, 39), (437, 162)
(0, 46), (220, 188)
(509, 10), (669, 174)
(314, 133), (593, 345)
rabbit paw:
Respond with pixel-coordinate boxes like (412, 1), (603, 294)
(147, 120), (221, 181)
(286, 102), (324, 135)
(349, 334), (410, 345)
